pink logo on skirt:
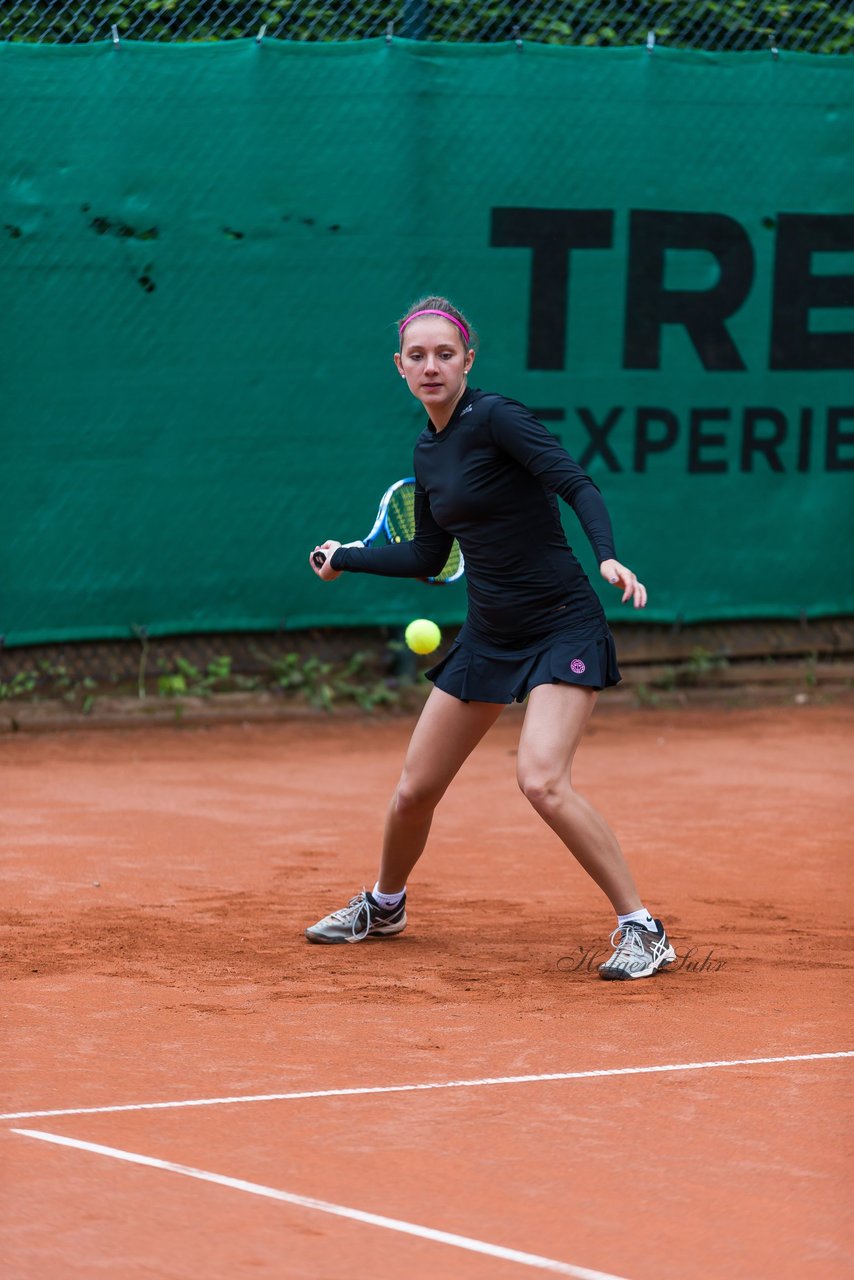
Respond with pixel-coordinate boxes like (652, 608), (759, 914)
(570, 658), (586, 674)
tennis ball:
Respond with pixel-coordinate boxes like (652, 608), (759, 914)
(404, 618), (441, 655)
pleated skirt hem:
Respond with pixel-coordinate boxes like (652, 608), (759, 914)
(425, 627), (621, 704)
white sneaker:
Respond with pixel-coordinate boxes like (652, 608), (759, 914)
(598, 919), (676, 980)
(305, 889), (407, 945)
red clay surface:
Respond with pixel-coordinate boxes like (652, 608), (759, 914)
(2, 702), (853, 1279)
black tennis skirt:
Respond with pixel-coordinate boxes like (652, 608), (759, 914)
(425, 624), (621, 704)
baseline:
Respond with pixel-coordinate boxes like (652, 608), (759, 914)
(13, 1128), (632, 1280)
(3, 1049), (851, 1121)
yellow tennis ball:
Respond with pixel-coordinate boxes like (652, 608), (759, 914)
(404, 618), (441, 655)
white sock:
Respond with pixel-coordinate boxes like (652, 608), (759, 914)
(617, 907), (657, 933)
(372, 883), (405, 910)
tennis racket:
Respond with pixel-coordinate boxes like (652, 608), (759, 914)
(312, 476), (464, 585)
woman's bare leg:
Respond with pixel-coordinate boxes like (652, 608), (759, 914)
(516, 682), (642, 913)
(377, 687), (505, 893)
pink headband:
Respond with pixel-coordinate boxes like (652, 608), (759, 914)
(399, 309), (470, 345)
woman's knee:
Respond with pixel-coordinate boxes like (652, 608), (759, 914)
(517, 763), (572, 815)
(393, 770), (444, 818)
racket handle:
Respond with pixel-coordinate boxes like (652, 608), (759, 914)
(312, 551), (326, 569)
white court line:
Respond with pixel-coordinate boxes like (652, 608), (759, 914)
(2, 1050), (851, 1121)
(13, 1129), (631, 1280)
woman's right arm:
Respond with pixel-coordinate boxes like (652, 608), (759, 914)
(310, 484), (453, 581)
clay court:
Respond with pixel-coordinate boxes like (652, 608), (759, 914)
(2, 699), (852, 1279)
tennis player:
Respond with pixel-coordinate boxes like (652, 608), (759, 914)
(306, 296), (675, 980)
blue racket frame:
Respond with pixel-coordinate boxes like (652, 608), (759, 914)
(360, 477), (465, 585)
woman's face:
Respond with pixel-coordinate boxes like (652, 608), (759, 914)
(394, 316), (474, 415)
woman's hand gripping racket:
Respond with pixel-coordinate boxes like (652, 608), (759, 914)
(310, 477), (464, 585)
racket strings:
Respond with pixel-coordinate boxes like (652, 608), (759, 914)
(383, 480), (465, 584)
(431, 542), (462, 583)
(385, 487), (417, 544)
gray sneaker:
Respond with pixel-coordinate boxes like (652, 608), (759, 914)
(598, 919), (676, 980)
(305, 889), (407, 945)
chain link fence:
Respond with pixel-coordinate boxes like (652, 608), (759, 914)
(4, 1), (853, 51)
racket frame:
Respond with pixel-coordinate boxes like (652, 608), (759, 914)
(313, 477), (464, 584)
(363, 477), (464, 585)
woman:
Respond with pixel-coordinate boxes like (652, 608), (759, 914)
(306, 296), (675, 980)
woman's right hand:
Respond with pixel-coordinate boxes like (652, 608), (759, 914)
(309, 540), (343, 581)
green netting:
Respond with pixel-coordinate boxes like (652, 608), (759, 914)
(1, 41), (852, 644)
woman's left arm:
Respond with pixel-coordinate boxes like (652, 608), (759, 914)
(489, 399), (647, 608)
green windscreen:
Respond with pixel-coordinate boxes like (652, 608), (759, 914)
(2, 41), (852, 643)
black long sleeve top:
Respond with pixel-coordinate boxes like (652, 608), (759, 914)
(331, 388), (616, 651)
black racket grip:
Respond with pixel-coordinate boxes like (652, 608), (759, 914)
(312, 551), (326, 569)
